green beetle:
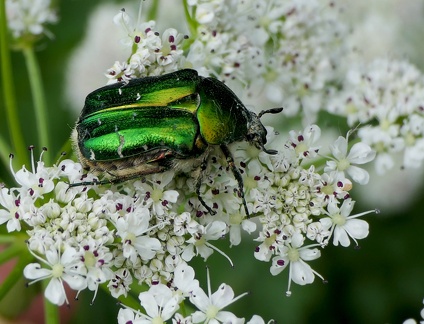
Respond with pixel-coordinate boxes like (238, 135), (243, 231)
(71, 69), (282, 216)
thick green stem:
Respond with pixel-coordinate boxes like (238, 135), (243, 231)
(22, 46), (50, 164)
(43, 280), (59, 324)
(0, 0), (27, 168)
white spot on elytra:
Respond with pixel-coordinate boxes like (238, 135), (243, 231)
(136, 92), (141, 100)
(97, 118), (102, 125)
(118, 88), (122, 95)
(117, 134), (125, 158)
(89, 149), (96, 160)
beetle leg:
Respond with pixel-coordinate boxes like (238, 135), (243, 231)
(195, 154), (217, 215)
(220, 145), (250, 218)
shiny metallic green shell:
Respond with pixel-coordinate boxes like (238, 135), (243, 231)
(72, 69), (280, 216)
(74, 69), (256, 167)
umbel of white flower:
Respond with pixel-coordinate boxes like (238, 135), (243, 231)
(0, 124), (376, 318)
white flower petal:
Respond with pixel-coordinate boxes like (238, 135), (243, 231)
(190, 286), (210, 312)
(331, 136), (348, 160)
(24, 263), (51, 279)
(347, 142), (376, 164)
(344, 219), (369, 240)
(139, 292), (159, 317)
(291, 261), (315, 285)
(333, 226), (350, 247)
(45, 278), (66, 305)
(211, 284), (235, 309)
(299, 248), (321, 261)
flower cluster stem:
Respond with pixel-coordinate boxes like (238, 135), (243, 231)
(43, 279), (60, 324)
(22, 45), (51, 164)
(0, 0), (26, 167)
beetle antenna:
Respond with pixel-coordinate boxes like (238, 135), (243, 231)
(258, 107), (284, 119)
(262, 147), (278, 155)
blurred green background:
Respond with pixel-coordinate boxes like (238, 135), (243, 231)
(1, 0), (424, 323)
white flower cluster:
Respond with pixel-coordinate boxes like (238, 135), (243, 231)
(106, 9), (189, 83)
(107, 0), (349, 123)
(185, 0), (349, 122)
(5, 0), (57, 39)
(328, 59), (424, 173)
(0, 124), (376, 318)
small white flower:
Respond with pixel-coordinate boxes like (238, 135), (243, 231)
(108, 268), (133, 298)
(189, 267), (247, 323)
(136, 172), (179, 217)
(115, 210), (162, 263)
(174, 263), (200, 297)
(320, 199), (373, 247)
(287, 125), (321, 159)
(117, 308), (143, 324)
(182, 221), (228, 262)
(270, 233), (322, 296)
(325, 135), (376, 185)
(24, 245), (87, 305)
(0, 187), (24, 232)
(138, 284), (180, 322)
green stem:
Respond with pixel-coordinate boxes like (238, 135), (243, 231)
(0, 0), (27, 168)
(182, 0), (198, 40)
(146, 0), (159, 21)
(0, 135), (12, 171)
(22, 46), (50, 164)
(43, 280), (59, 324)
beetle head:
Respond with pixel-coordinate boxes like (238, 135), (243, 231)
(246, 107), (283, 155)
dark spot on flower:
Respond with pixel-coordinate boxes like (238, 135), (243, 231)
(255, 246), (260, 252)
(298, 135), (304, 142)
(162, 200), (168, 206)
(134, 35), (141, 43)
(212, 189), (219, 195)
(277, 259), (285, 267)
(169, 35), (175, 43)
(254, 176), (261, 181)
(116, 203), (123, 211)
(337, 181), (343, 187)
(84, 245), (89, 251)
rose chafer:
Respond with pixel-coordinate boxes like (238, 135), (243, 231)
(71, 69), (282, 216)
